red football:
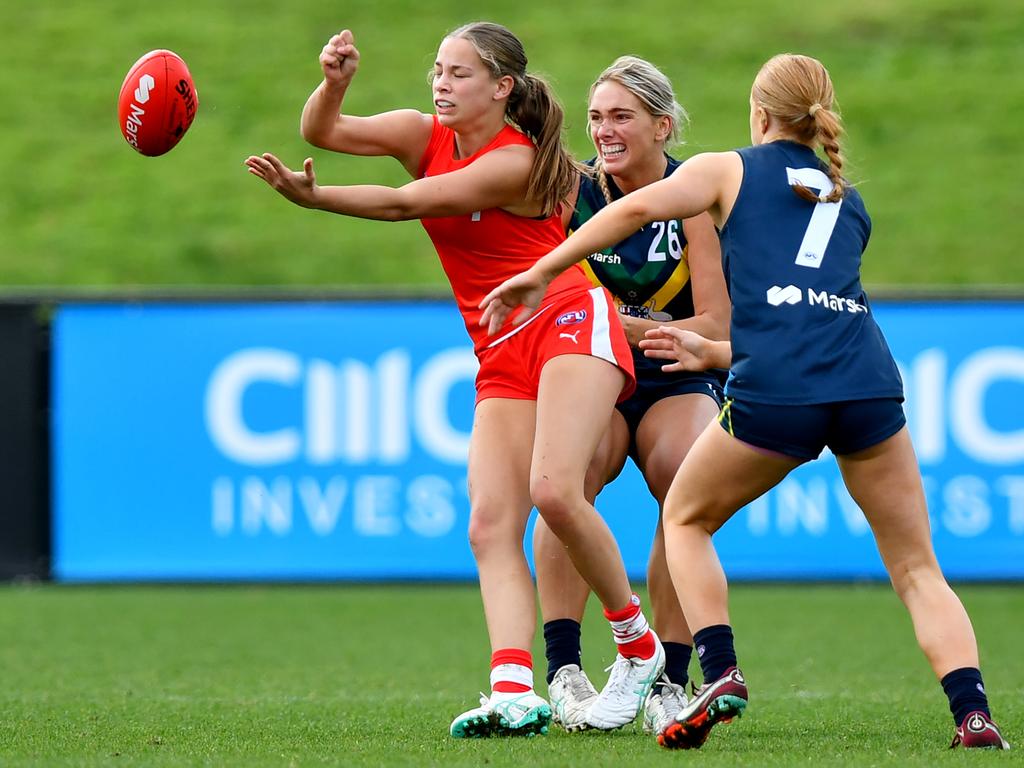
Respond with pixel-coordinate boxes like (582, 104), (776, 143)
(117, 49), (198, 156)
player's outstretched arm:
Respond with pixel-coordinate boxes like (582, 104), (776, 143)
(245, 143), (534, 221)
(478, 153), (732, 335)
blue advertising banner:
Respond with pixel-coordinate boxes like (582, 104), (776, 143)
(52, 301), (1024, 581)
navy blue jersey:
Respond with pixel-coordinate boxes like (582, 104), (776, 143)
(573, 157), (720, 385)
(572, 157), (695, 324)
(719, 141), (903, 405)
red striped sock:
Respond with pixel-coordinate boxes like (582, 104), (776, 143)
(604, 594), (656, 659)
(491, 648), (533, 693)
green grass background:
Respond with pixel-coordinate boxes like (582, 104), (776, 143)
(2, 0), (1023, 289)
(0, 584), (1021, 766)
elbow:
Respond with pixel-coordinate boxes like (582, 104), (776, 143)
(380, 207), (412, 222)
(623, 199), (655, 230)
(383, 189), (431, 222)
(378, 199), (418, 222)
(301, 125), (329, 149)
(299, 113), (339, 149)
(694, 309), (730, 342)
(710, 311), (731, 342)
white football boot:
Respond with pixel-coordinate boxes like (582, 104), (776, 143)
(586, 633), (665, 730)
(449, 690), (552, 738)
(642, 677), (689, 735)
(548, 664), (599, 732)
(450, 693), (494, 738)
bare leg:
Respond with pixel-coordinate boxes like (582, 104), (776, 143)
(531, 354), (633, 610)
(634, 393), (720, 644)
(534, 410), (629, 624)
(662, 422), (799, 632)
(467, 398), (538, 652)
(837, 427), (979, 678)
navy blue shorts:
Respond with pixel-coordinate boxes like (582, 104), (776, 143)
(717, 396), (907, 461)
(617, 355), (724, 440)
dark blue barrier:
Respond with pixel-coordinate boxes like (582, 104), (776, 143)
(52, 300), (1024, 581)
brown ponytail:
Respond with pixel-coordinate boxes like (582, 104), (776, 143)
(752, 53), (847, 203)
(508, 74), (580, 216)
(447, 22), (580, 217)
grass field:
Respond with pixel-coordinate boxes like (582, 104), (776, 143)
(1, 583), (1021, 766)
(3, 0), (1024, 288)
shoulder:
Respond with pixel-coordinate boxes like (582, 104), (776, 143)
(677, 150), (742, 177)
(483, 125), (537, 163)
(495, 123), (536, 149)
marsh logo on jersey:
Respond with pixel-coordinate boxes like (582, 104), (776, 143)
(766, 285), (802, 306)
(556, 310), (587, 326)
(766, 286), (869, 315)
(808, 289), (868, 314)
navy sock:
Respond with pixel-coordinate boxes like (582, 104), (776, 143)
(657, 641), (693, 692)
(544, 619), (582, 684)
(941, 667), (990, 726)
(693, 624), (737, 683)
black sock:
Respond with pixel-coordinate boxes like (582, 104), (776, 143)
(658, 642), (693, 692)
(941, 667), (990, 726)
(544, 619), (582, 684)
(693, 624), (737, 683)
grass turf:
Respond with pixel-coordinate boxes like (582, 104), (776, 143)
(0, 583), (1021, 766)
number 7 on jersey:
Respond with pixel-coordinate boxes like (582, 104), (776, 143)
(786, 167), (843, 269)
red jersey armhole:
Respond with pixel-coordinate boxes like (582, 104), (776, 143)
(416, 115), (447, 179)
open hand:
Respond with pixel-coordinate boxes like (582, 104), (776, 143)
(478, 268), (550, 336)
(639, 326), (726, 372)
(244, 153), (319, 208)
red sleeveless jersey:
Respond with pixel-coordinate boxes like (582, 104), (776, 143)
(417, 116), (590, 353)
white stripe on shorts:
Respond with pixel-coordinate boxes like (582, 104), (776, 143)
(483, 303), (554, 349)
(588, 287), (615, 365)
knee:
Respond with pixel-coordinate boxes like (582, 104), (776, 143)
(530, 473), (580, 534)
(662, 496), (716, 535)
(887, 555), (944, 600)
(467, 501), (521, 558)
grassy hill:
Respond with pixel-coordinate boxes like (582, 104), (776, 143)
(2, 0), (1022, 289)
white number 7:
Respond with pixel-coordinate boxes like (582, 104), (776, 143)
(786, 167), (842, 269)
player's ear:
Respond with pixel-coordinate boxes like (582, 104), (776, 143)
(655, 116), (671, 143)
(494, 74), (514, 101)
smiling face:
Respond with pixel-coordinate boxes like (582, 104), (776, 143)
(588, 80), (669, 177)
(432, 36), (509, 128)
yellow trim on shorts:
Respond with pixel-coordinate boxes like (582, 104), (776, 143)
(718, 397), (735, 436)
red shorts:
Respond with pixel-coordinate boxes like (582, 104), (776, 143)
(475, 286), (636, 404)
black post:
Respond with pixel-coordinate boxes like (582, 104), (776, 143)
(0, 303), (49, 580)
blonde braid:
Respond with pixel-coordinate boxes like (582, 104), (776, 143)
(812, 107), (845, 202)
(753, 53), (849, 204)
(595, 161), (614, 205)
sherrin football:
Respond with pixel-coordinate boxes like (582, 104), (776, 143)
(118, 49), (198, 156)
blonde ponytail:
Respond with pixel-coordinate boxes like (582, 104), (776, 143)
(752, 53), (847, 202)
